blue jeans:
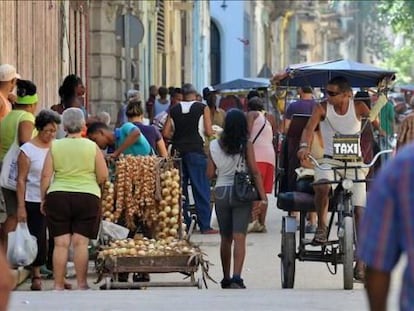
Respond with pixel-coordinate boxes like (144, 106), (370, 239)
(379, 135), (394, 163)
(181, 152), (212, 232)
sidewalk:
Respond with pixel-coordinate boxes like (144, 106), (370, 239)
(10, 289), (368, 311)
(11, 192), (403, 310)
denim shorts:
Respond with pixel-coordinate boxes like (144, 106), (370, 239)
(214, 186), (252, 237)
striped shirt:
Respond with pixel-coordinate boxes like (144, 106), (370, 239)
(358, 143), (414, 311)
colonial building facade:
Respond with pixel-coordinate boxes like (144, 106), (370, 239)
(0, 0), (385, 118)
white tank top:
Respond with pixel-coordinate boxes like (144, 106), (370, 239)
(209, 139), (242, 187)
(19, 142), (49, 202)
(320, 99), (361, 157)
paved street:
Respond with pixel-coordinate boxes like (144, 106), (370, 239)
(10, 193), (403, 310)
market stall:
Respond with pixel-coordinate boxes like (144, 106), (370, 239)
(95, 155), (213, 289)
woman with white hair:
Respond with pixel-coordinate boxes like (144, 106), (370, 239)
(40, 108), (108, 290)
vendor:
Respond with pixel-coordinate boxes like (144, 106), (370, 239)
(86, 121), (151, 157)
(87, 121), (153, 284)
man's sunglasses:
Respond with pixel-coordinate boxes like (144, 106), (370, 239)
(326, 90), (341, 97)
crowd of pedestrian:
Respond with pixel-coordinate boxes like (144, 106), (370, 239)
(2, 59), (407, 311)
(0, 61), (281, 306)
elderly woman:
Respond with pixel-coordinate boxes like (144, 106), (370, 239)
(0, 79), (37, 248)
(41, 108), (108, 290)
(16, 110), (61, 290)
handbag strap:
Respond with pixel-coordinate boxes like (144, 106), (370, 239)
(252, 113), (267, 144)
(235, 145), (247, 172)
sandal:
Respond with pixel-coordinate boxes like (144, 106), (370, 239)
(30, 276), (42, 291)
(312, 226), (328, 244)
(64, 282), (73, 290)
(354, 266), (366, 282)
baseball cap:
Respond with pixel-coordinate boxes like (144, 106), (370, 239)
(0, 64), (19, 82)
(202, 86), (215, 100)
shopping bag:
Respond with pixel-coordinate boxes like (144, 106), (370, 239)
(0, 142), (20, 190)
(7, 222), (38, 267)
(100, 220), (129, 240)
(0, 112), (25, 191)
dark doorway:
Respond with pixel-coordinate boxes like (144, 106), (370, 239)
(210, 20), (221, 85)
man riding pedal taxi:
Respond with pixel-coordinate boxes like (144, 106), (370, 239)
(297, 76), (384, 282)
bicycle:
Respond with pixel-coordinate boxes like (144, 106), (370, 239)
(278, 149), (392, 290)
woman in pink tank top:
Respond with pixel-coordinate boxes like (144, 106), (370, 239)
(246, 97), (278, 232)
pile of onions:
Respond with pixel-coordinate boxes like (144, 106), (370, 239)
(98, 237), (196, 258)
(152, 161), (185, 240)
(110, 156), (183, 239)
(114, 155), (158, 230)
(101, 180), (116, 222)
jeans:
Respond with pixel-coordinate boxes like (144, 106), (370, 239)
(181, 152), (212, 232)
(379, 135), (395, 163)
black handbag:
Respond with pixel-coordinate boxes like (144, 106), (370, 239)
(232, 148), (260, 202)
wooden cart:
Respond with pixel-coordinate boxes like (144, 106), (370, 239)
(96, 252), (204, 289)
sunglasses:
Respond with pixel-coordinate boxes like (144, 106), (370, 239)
(326, 90), (341, 97)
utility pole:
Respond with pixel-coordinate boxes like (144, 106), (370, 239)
(124, 10), (131, 90)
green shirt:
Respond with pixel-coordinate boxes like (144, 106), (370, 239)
(116, 122), (151, 156)
(379, 101), (395, 136)
(47, 138), (101, 198)
(0, 110), (35, 161)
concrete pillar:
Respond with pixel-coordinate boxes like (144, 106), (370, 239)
(88, 0), (121, 120)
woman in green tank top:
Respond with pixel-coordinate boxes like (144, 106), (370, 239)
(40, 108), (108, 290)
(0, 79), (37, 251)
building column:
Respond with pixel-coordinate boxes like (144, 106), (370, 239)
(88, 0), (119, 118)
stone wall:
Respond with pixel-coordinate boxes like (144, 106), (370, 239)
(0, 0), (61, 110)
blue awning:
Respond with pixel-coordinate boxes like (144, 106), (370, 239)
(279, 59), (396, 87)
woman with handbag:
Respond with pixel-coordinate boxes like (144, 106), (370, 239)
(16, 110), (61, 290)
(246, 97), (278, 233)
(207, 109), (267, 289)
(0, 79), (37, 249)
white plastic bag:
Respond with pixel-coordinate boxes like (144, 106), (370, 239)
(0, 112), (24, 191)
(100, 220), (129, 240)
(7, 222), (38, 267)
(0, 142), (20, 190)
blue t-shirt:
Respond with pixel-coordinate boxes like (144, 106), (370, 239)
(285, 99), (317, 120)
(132, 122), (162, 151)
(115, 122), (151, 156)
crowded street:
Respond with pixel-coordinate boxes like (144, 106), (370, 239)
(2, 1), (414, 311)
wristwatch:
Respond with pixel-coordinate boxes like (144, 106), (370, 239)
(260, 200), (268, 205)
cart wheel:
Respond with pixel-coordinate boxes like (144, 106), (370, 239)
(197, 278), (203, 289)
(280, 217), (296, 289)
(105, 277), (112, 290)
(342, 216), (354, 290)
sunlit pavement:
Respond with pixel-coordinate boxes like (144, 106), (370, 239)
(10, 193), (403, 310)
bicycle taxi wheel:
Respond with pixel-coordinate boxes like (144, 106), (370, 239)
(341, 215), (354, 290)
(280, 216), (296, 288)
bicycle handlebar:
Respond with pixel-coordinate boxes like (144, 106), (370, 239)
(307, 149), (393, 170)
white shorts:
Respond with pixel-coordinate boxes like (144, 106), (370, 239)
(314, 158), (369, 207)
